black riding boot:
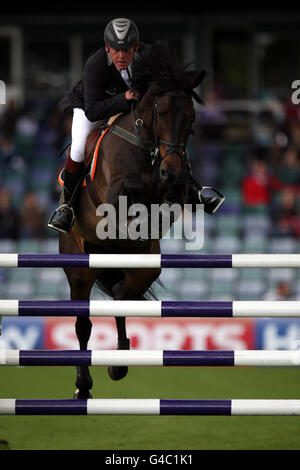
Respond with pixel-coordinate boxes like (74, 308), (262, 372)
(48, 168), (84, 233)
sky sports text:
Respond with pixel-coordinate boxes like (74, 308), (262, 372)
(2, 318), (300, 353)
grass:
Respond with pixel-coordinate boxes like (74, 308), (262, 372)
(1, 366), (300, 450)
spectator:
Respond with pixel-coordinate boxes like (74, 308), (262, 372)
(19, 192), (47, 239)
(0, 135), (18, 164)
(277, 145), (300, 186)
(289, 120), (300, 149)
(263, 281), (294, 301)
(15, 110), (39, 139)
(272, 188), (300, 237)
(0, 99), (19, 139)
(253, 110), (277, 147)
(0, 135), (27, 173)
(0, 189), (20, 239)
(284, 96), (300, 124)
(14, 109), (39, 161)
(242, 158), (282, 212)
(198, 89), (226, 140)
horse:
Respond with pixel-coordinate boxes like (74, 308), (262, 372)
(58, 42), (206, 398)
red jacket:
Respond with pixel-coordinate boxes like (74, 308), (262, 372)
(242, 173), (282, 205)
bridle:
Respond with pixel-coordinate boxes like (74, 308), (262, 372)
(132, 93), (195, 176)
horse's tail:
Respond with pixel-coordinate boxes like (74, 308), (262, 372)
(94, 269), (162, 300)
(83, 240), (163, 300)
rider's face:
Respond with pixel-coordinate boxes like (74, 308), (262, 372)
(106, 45), (137, 70)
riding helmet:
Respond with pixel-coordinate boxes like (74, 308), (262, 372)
(104, 18), (139, 50)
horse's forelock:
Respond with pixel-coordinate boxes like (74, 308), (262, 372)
(149, 81), (203, 104)
(132, 41), (204, 103)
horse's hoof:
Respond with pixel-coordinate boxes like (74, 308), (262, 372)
(108, 365), (129, 381)
(73, 388), (92, 399)
(108, 337), (130, 380)
(118, 338), (130, 350)
(75, 365), (93, 390)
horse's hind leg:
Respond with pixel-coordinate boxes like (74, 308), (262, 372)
(108, 316), (131, 381)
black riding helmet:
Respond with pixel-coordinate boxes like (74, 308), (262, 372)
(104, 18), (139, 50)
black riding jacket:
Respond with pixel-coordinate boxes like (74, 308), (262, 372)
(59, 44), (148, 122)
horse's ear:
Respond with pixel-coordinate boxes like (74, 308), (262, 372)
(182, 70), (206, 104)
(183, 70), (206, 89)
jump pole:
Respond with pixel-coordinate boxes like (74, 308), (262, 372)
(1, 300), (300, 317)
(1, 349), (300, 367)
(1, 399), (300, 415)
(1, 253), (300, 268)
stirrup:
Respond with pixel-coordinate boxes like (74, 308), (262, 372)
(47, 203), (75, 234)
(198, 186), (225, 214)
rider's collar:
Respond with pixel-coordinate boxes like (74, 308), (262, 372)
(106, 51), (112, 66)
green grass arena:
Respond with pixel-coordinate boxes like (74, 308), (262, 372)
(1, 365), (300, 450)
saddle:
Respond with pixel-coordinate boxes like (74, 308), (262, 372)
(58, 114), (124, 207)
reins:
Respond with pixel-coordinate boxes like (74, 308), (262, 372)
(85, 92), (195, 208)
(131, 95), (194, 175)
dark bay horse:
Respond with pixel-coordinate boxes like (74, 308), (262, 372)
(58, 43), (205, 398)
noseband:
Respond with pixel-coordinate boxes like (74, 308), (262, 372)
(132, 94), (195, 174)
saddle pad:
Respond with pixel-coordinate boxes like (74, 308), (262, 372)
(58, 113), (122, 188)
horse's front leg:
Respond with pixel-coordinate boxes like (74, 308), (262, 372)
(108, 263), (161, 381)
(74, 315), (93, 398)
(64, 266), (98, 399)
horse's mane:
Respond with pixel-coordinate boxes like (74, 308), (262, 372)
(131, 41), (205, 103)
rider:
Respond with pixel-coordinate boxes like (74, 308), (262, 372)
(48, 17), (223, 234)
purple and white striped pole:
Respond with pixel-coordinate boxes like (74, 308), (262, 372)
(1, 349), (299, 367)
(1, 253), (300, 268)
(1, 300), (300, 317)
(1, 399), (300, 415)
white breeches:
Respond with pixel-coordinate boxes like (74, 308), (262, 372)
(70, 108), (103, 163)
